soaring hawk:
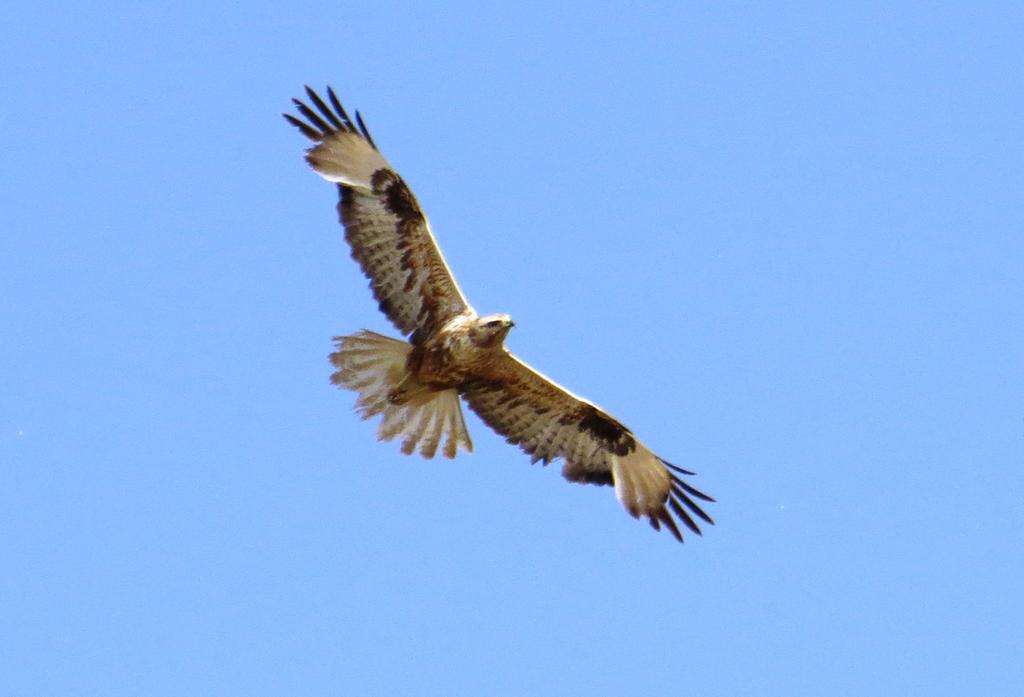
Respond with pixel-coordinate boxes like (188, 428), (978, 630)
(285, 87), (714, 542)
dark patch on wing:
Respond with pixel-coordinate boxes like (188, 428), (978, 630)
(372, 169), (421, 223)
(574, 405), (636, 456)
(563, 468), (614, 486)
(367, 168), (432, 296)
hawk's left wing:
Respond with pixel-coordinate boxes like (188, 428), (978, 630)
(461, 352), (714, 542)
(284, 86), (473, 340)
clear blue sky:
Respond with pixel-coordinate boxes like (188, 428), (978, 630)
(2, 2), (1022, 695)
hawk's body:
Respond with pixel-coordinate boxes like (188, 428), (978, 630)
(286, 87), (714, 542)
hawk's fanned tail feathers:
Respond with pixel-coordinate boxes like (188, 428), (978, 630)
(330, 331), (472, 459)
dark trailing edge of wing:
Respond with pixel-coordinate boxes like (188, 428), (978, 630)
(282, 86), (378, 150)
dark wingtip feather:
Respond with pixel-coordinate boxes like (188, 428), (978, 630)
(293, 99), (333, 135)
(660, 457), (697, 476)
(283, 112), (322, 141)
(327, 87), (353, 127)
(667, 496), (702, 535)
(671, 484), (715, 526)
(672, 475), (716, 503)
(287, 85), (377, 151)
(645, 456), (715, 542)
(355, 110), (379, 150)
(305, 86), (345, 130)
(657, 508), (684, 543)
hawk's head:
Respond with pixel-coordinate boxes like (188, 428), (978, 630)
(470, 313), (515, 348)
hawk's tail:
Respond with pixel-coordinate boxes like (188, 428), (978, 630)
(329, 330), (473, 459)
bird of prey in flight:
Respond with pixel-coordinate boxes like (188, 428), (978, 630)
(285, 87), (714, 542)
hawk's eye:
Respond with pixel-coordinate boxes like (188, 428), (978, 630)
(487, 319), (501, 327)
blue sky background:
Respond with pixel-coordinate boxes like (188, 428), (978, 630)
(2, 2), (1022, 695)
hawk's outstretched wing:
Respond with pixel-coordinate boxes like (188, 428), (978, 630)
(461, 352), (715, 542)
(284, 86), (473, 339)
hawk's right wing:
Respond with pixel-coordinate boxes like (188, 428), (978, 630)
(461, 351), (715, 542)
